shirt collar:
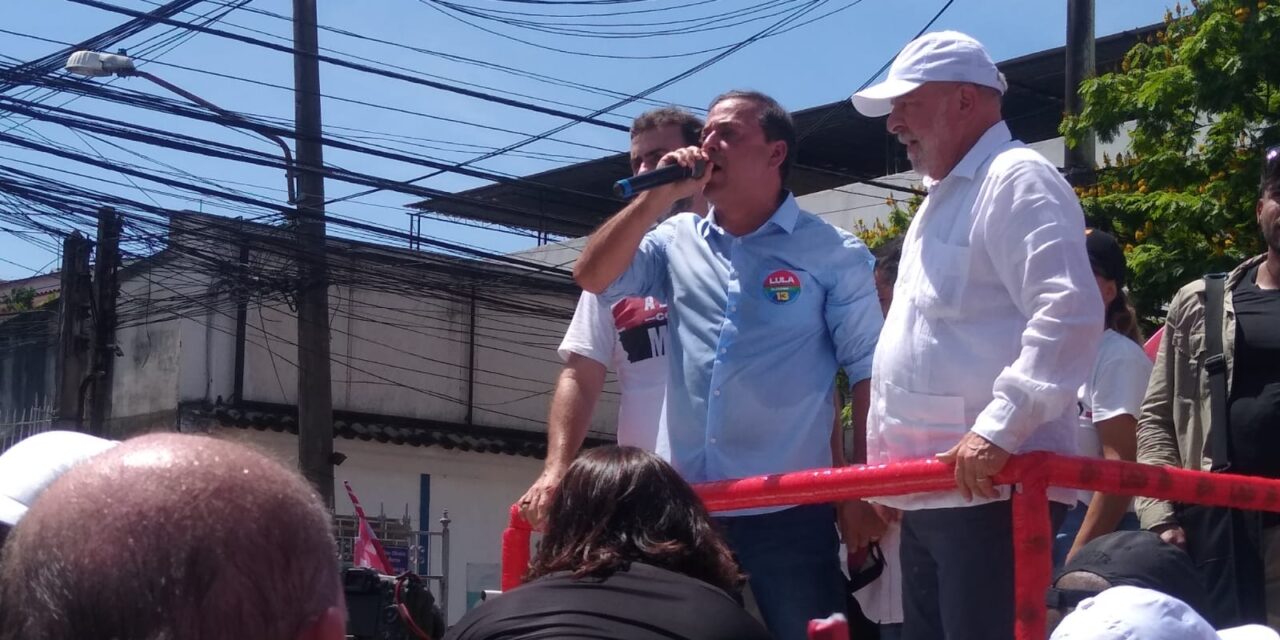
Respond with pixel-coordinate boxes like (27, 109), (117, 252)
(703, 191), (800, 237)
(922, 120), (1013, 190)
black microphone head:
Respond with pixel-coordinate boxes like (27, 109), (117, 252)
(690, 160), (706, 179)
(611, 162), (701, 198)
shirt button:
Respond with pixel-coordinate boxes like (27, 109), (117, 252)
(719, 348), (727, 354)
(713, 389), (721, 397)
(728, 305), (737, 312)
(710, 437), (718, 444)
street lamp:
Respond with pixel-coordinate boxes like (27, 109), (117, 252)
(65, 50), (297, 204)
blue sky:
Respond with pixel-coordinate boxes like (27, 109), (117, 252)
(0, 0), (1174, 280)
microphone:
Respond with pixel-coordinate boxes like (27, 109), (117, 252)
(612, 161), (706, 198)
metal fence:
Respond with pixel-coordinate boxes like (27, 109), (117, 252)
(336, 510), (452, 613)
(0, 399), (55, 454)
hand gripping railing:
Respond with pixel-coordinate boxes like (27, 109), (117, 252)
(500, 453), (1280, 640)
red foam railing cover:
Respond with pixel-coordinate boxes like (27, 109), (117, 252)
(1011, 468), (1052, 640)
(497, 454), (1280, 639)
(500, 503), (533, 592)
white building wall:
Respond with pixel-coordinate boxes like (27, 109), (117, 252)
(235, 282), (574, 433)
(241, 299), (299, 405)
(175, 286), (238, 406)
(215, 427), (543, 625)
(112, 259), (214, 430)
(331, 286), (471, 422)
(470, 291), (585, 434)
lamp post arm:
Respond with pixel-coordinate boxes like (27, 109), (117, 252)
(131, 70), (297, 204)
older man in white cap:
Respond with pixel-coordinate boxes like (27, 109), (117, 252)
(851, 31), (1103, 639)
(0, 430), (116, 542)
(1051, 586), (1279, 640)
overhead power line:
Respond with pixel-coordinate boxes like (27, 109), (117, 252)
(0, 84), (623, 228)
(0, 0), (207, 93)
(329, 0), (847, 204)
(0, 26), (628, 158)
(69, 0), (632, 132)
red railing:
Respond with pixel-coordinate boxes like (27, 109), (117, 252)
(500, 453), (1280, 639)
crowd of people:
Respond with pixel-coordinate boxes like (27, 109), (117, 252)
(508, 27), (1280, 640)
(0, 26), (1276, 640)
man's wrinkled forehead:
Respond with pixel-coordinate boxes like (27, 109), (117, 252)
(706, 97), (759, 127)
(889, 81), (962, 108)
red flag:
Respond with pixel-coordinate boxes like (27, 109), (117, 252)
(1143, 325), (1164, 363)
(344, 480), (394, 574)
(807, 613), (848, 640)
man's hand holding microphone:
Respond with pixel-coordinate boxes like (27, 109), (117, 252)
(576, 147), (713, 294)
(614, 146), (712, 200)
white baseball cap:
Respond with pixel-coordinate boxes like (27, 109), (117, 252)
(0, 431), (117, 527)
(851, 30), (1008, 118)
(1051, 586), (1279, 640)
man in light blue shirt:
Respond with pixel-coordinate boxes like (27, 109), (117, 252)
(576, 90), (883, 640)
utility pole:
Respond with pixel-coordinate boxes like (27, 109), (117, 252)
(293, 0), (335, 508)
(1065, 0), (1096, 186)
(56, 232), (92, 428)
(87, 207), (122, 437)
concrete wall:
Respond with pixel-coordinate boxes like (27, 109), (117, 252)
(111, 217), (585, 437)
(175, 280), (238, 407)
(471, 291), (581, 432)
(216, 427), (543, 625)
(237, 283), (587, 436)
(110, 259), (215, 435)
(330, 285), (469, 423)
(0, 310), (56, 414)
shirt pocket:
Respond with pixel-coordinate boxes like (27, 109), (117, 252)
(1172, 319), (1206, 402)
(877, 380), (968, 458)
(909, 240), (971, 319)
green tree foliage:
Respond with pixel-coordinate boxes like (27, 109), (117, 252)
(839, 193), (923, 434)
(0, 286), (36, 312)
(1061, 0), (1277, 322)
(852, 194), (923, 249)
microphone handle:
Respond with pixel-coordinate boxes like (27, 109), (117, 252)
(613, 161), (706, 198)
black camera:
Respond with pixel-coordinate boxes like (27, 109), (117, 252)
(344, 567), (446, 640)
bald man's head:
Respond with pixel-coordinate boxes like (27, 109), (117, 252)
(0, 433), (344, 640)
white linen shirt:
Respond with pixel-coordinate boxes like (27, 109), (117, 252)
(868, 121), (1104, 510)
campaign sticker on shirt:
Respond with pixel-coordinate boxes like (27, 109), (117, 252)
(763, 269), (802, 304)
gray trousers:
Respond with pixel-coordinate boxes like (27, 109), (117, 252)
(900, 499), (1067, 640)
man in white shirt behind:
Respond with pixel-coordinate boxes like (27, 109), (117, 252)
(850, 31), (1103, 640)
(518, 107), (708, 527)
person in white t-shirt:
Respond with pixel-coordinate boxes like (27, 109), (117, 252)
(851, 238), (906, 640)
(1055, 229), (1154, 566)
(518, 107), (708, 527)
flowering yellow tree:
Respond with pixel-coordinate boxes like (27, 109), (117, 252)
(1062, 0), (1275, 322)
(852, 194), (922, 249)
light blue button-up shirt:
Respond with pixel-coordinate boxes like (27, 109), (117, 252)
(604, 193), (883, 491)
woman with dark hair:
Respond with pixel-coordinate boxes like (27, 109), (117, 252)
(444, 446), (769, 640)
(1053, 229), (1154, 566)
